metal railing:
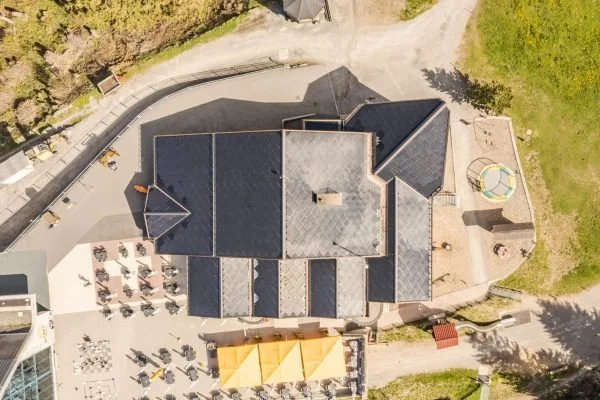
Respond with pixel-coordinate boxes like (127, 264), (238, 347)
(1, 60), (282, 252)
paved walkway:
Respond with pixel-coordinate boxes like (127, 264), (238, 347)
(0, 0), (478, 249)
(368, 282), (600, 387)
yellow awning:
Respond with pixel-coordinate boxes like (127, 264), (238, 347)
(258, 340), (304, 384)
(300, 336), (346, 381)
(217, 344), (262, 388)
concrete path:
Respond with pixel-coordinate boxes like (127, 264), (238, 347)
(368, 282), (600, 387)
(0, 0), (479, 250)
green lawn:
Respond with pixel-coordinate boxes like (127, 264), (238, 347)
(369, 369), (481, 400)
(462, 0), (600, 295)
(399, 0), (439, 20)
(378, 323), (432, 343)
(369, 369), (528, 400)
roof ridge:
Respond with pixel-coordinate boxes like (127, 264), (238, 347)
(147, 184), (191, 214)
(374, 102), (447, 177)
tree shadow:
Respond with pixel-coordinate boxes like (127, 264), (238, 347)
(536, 300), (600, 365)
(422, 67), (471, 104)
(468, 332), (571, 393)
(468, 299), (600, 397)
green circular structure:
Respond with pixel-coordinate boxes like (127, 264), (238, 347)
(478, 163), (517, 202)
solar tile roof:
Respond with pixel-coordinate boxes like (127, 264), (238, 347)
(214, 132), (282, 258)
(395, 178), (431, 302)
(150, 98), (450, 318)
(154, 135), (213, 255)
(188, 257), (221, 317)
(367, 178), (432, 303)
(253, 259), (279, 318)
(376, 106), (450, 197)
(344, 99), (443, 168)
(150, 132), (282, 257)
(367, 180), (397, 303)
(309, 259), (337, 318)
(146, 213), (189, 239)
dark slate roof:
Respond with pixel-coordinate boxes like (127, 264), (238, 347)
(368, 178), (432, 303)
(214, 133), (282, 258)
(344, 99), (443, 168)
(0, 332), (29, 389)
(283, 0), (325, 20)
(150, 132), (282, 257)
(154, 135), (213, 255)
(253, 259), (279, 318)
(367, 180), (397, 302)
(145, 185), (188, 213)
(303, 119), (341, 131)
(394, 178), (431, 302)
(146, 213), (189, 239)
(188, 257), (221, 318)
(309, 259), (337, 318)
(376, 106), (450, 197)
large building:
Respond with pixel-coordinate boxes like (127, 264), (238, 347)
(143, 99), (450, 319)
(0, 252), (56, 400)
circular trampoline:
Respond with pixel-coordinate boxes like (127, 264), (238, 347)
(478, 163), (517, 202)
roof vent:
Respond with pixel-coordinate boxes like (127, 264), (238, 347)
(313, 190), (343, 206)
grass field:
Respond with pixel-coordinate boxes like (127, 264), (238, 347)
(369, 369), (481, 400)
(378, 323), (432, 343)
(369, 369), (527, 400)
(462, 0), (600, 296)
(399, 0), (439, 20)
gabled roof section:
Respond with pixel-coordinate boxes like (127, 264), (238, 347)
(188, 257), (221, 318)
(154, 134), (213, 255)
(144, 185), (191, 239)
(376, 106), (450, 198)
(283, 0), (325, 21)
(145, 213), (189, 239)
(367, 179), (397, 303)
(367, 178), (432, 303)
(344, 99), (443, 168)
(394, 178), (432, 302)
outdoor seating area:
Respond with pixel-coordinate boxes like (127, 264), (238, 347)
(90, 239), (185, 305)
(204, 333), (365, 399)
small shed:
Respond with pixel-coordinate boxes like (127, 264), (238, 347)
(283, 0), (326, 22)
(433, 323), (459, 350)
(0, 151), (34, 185)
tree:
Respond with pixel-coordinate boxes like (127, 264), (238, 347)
(466, 79), (513, 115)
